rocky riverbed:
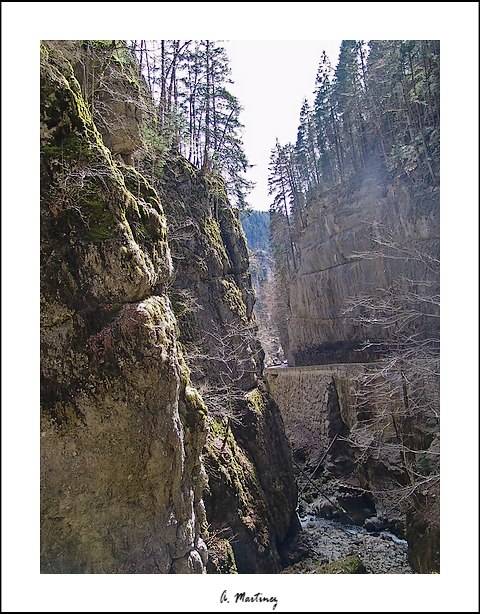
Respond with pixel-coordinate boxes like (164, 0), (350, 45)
(282, 467), (413, 574)
(283, 513), (412, 574)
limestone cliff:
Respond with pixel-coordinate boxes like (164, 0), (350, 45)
(284, 159), (439, 366)
(266, 365), (407, 525)
(40, 42), (208, 573)
(40, 41), (297, 574)
(266, 361), (439, 572)
(152, 159), (298, 573)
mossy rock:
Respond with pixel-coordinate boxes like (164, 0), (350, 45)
(284, 554), (367, 574)
(203, 216), (229, 262)
(41, 43), (128, 217)
(317, 555), (367, 574)
(205, 416), (264, 525)
(204, 171), (228, 207)
(246, 388), (266, 415)
(206, 537), (238, 574)
(220, 278), (247, 320)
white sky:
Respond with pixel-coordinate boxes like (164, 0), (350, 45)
(225, 40), (341, 211)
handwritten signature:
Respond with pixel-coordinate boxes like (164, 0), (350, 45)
(220, 590), (278, 610)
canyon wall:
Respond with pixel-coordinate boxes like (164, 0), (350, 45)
(40, 41), (297, 574)
(268, 158), (440, 572)
(266, 362), (439, 572)
(40, 42), (208, 573)
(241, 210), (284, 366)
(153, 157), (298, 573)
(285, 159), (439, 366)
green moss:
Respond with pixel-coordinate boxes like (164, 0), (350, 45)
(246, 388), (265, 415)
(204, 172), (228, 205)
(317, 555), (367, 574)
(220, 279), (247, 320)
(40, 42), (49, 62)
(42, 44), (160, 247)
(121, 164), (161, 208)
(206, 417), (263, 518)
(178, 356), (191, 389)
(207, 537), (238, 574)
(185, 385), (207, 415)
(202, 216), (228, 260)
(121, 164), (169, 244)
(42, 135), (89, 159)
(177, 356), (208, 428)
(208, 416), (229, 440)
(41, 44), (121, 165)
(40, 70), (90, 160)
(170, 290), (195, 321)
(80, 196), (117, 241)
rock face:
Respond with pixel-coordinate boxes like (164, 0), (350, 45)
(247, 249), (285, 366)
(40, 42), (208, 573)
(285, 160), (439, 366)
(267, 358), (439, 573)
(154, 160), (299, 573)
(204, 386), (299, 572)
(40, 41), (298, 574)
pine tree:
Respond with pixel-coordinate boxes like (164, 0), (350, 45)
(268, 141), (297, 273)
(313, 50), (335, 183)
(295, 99), (320, 191)
(130, 39), (252, 209)
(333, 40), (364, 177)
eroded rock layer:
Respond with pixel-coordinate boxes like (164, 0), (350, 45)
(266, 343), (439, 572)
(270, 152), (440, 573)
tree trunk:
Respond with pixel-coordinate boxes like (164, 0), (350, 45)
(203, 40), (211, 168)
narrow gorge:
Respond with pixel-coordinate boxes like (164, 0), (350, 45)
(40, 39), (440, 575)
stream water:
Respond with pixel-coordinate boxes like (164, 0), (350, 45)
(284, 510), (412, 574)
(301, 512), (410, 573)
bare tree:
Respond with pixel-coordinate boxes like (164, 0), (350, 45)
(184, 321), (262, 453)
(342, 229), (439, 535)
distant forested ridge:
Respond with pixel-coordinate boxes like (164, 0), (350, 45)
(240, 210), (270, 251)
